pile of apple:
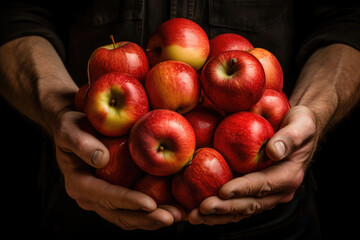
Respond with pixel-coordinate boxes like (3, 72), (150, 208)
(74, 18), (290, 211)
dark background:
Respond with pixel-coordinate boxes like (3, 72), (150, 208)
(0, 94), (359, 238)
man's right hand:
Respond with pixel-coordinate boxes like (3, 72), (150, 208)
(53, 111), (182, 230)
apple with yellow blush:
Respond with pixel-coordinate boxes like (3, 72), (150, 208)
(84, 72), (149, 137)
(146, 18), (210, 71)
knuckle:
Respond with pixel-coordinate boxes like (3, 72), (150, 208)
(253, 172), (273, 198)
(286, 115), (317, 149)
(114, 216), (137, 231)
(99, 195), (116, 210)
(246, 200), (262, 215)
(227, 203), (239, 215)
(74, 135), (89, 153)
(303, 116), (317, 134)
(257, 181), (273, 198)
(287, 127), (303, 147)
(300, 116), (317, 141)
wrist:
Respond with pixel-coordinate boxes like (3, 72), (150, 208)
(0, 36), (79, 136)
(289, 44), (343, 138)
(291, 44), (360, 139)
(24, 37), (79, 135)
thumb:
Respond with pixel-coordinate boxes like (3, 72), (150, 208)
(54, 111), (110, 168)
(266, 106), (317, 161)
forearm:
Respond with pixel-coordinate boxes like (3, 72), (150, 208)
(0, 36), (78, 135)
(290, 44), (360, 137)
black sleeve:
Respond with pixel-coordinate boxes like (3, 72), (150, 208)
(0, 1), (66, 60)
(295, 1), (360, 67)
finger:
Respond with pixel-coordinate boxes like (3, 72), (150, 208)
(219, 161), (303, 199)
(158, 205), (184, 222)
(266, 106), (317, 161)
(95, 206), (175, 230)
(199, 193), (291, 216)
(62, 156), (157, 211)
(187, 208), (249, 225)
(55, 112), (109, 168)
(219, 171), (271, 199)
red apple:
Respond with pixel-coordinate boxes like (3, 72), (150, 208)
(208, 33), (254, 60)
(95, 137), (143, 187)
(249, 89), (291, 131)
(133, 174), (174, 205)
(200, 50), (265, 113)
(84, 72), (149, 137)
(172, 148), (233, 211)
(129, 109), (196, 176)
(214, 112), (274, 174)
(88, 35), (149, 83)
(184, 106), (223, 148)
(145, 60), (200, 114)
(146, 18), (210, 71)
(74, 83), (89, 112)
(248, 48), (283, 92)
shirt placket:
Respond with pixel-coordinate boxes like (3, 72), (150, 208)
(170, 0), (195, 20)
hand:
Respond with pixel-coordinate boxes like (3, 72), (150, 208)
(187, 106), (318, 225)
(53, 111), (182, 230)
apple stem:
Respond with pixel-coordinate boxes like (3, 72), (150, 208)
(109, 35), (116, 49)
(109, 98), (117, 107)
(228, 58), (238, 75)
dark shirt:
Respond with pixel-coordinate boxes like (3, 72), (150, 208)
(0, 0), (359, 239)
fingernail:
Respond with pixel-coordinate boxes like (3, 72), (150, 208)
(91, 150), (103, 166)
(275, 141), (286, 159)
